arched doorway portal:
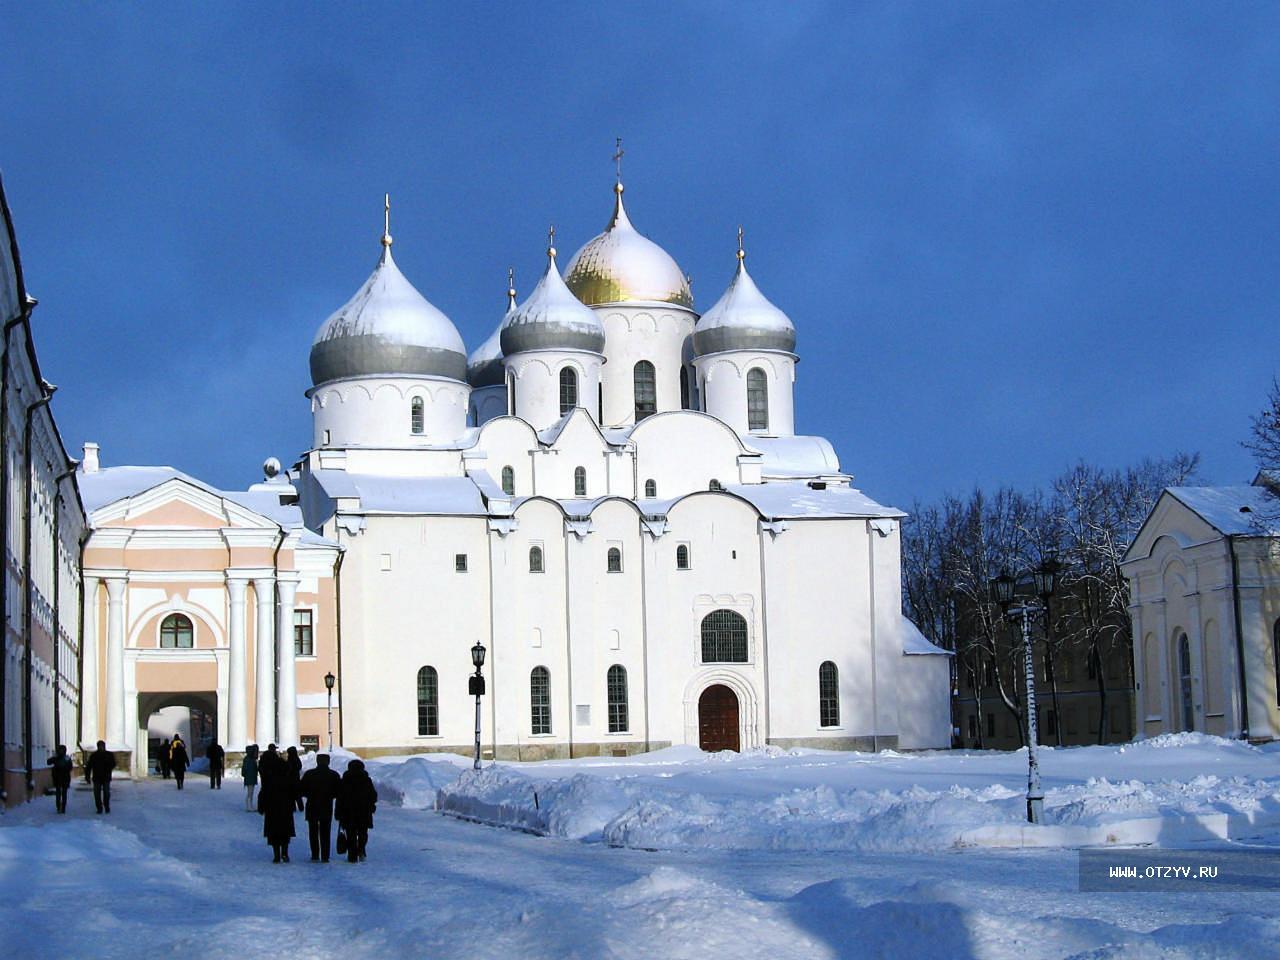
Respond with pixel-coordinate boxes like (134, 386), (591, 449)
(698, 684), (740, 752)
(137, 692), (217, 776)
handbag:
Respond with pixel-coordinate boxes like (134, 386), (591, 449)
(335, 829), (348, 855)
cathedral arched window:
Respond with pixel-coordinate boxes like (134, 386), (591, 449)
(747, 368), (769, 432)
(676, 544), (690, 570)
(529, 545), (544, 573)
(501, 466), (515, 496)
(417, 666), (439, 736)
(160, 613), (194, 649)
(679, 367), (690, 410)
(530, 666), (551, 735)
(607, 665), (629, 733)
(633, 361), (656, 421)
(507, 371), (517, 415)
(607, 547), (622, 573)
(410, 396), (425, 435)
(701, 609), (747, 663)
(819, 661), (839, 727)
(559, 367), (578, 416)
(574, 466), (587, 497)
(644, 479), (657, 498)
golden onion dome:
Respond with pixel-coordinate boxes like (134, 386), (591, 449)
(563, 182), (693, 309)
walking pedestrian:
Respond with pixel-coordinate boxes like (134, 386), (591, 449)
(298, 754), (342, 862)
(169, 735), (190, 790)
(47, 744), (74, 814)
(206, 741), (225, 789)
(158, 738), (171, 779)
(335, 758), (377, 863)
(85, 740), (116, 814)
(242, 744), (260, 811)
(285, 746), (303, 812)
(258, 765), (297, 863)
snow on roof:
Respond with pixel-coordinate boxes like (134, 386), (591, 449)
(79, 465), (338, 546)
(742, 435), (842, 478)
(310, 470), (486, 515)
(725, 481), (904, 520)
(902, 617), (951, 655)
(1166, 485), (1280, 536)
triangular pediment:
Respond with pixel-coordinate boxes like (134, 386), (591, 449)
(92, 477), (278, 531)
(1123, 491), (1220, 564)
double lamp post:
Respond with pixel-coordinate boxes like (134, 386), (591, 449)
(988, 558), (1059, 825)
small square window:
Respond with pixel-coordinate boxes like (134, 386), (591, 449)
(379, 553), (392, 571)
(455, 554), (468, 572)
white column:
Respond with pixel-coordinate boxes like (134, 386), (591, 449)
(80, 576), (100, 747)
(104, 577), (127, 748)
(276, 576), (299, 749)
(253, 576), (276, 746)
(226, 577), (248, 749)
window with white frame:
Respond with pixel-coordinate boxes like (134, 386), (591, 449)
(559, 367), (578, 416)
(530, 666), (551, 734)
(294, 609), (314, 657)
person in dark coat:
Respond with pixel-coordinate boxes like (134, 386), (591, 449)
(335, 758), (377, 863)
(85, 740), (116, 813)
(169, 735), (190, 789)
(258, 743), (283, 792)
(158, 738), (171, 779)
(284, 746), (304, 812)
(206, 741), (225, 789)
(47, 744), (74, 814)
(258, 766), (297, 863)
(298, 754), (342, 862)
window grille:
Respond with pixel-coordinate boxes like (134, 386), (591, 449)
(529, 545), (544, 573)
(410, 396), (425, 434)
(607, 547), (622, 573)
(574, 466), (587, 497)
(676, 544), (690, 570)
(417, 666), (439, 736)
(607, 665), (628, 733)
(530, 666), (551, 734)
(747, 367), (769, 431)
(559, 367), (578, 416)
(633, 361), (656, 421)
(644, 479), (657, 498)
(700, 609), (748, 663)
(819, 660), (839, 727)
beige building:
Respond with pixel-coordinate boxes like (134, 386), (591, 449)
(1121, 482), (1280, 742)
(77, 455), (341, 776)
(1, 177), (86, 807)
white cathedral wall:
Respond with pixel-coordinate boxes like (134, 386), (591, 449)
(897, 654), (953, 749)
(470, 384), (508, 426)
(534, 413), (614, 499)
(596, 305), (697, 427)
(629, 412), (752, 500)
(310, 376), (471, 449)
(694, 351), (796, 438)
(474, 417), (541, 497)
(506, 350), (603, 431)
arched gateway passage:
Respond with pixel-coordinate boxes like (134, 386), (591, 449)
(698, 684), (740, 752)
(138, 692), (217, 775)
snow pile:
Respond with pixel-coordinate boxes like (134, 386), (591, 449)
(0, 821), (155, 862)
(435, 735), (1280, 852)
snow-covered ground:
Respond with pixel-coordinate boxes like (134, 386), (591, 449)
(2, 735), (1278, 959)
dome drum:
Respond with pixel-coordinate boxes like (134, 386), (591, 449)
(500, 323), (606, 356)
(691, 325), (796, 357)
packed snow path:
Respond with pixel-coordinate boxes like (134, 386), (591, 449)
(4, 773), (1280, 959)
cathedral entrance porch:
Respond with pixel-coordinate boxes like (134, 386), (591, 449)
(698, 684), (740, 752)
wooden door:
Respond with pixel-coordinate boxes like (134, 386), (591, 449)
(698, 684), (740, 752)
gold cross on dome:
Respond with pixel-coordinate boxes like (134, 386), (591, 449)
(381, 193), (392, 248)
(613, 137), (624, 181)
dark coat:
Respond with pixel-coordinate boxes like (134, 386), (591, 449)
(169, 741), (190, 772)
(86, 748), (116, 784)
(47, 753), (73, 787)
(284, 751), (302, 805)
(335, 765), (378, 831)
(258, 748), (284, 789)
(298, 766), (342, 822)
(206, 743), (225, 769)
(259, 779), (297, 844)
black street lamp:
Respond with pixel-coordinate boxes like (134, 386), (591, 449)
(469, 642), (486, 770)
(988, 564), (1057, 825)
(324, 671), (336, 753)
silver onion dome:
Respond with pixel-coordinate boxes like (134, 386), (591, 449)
(692, 235), (796, 356)
(563, 182), (693, 309)
(310, 212), (467, 387)
(500, 235), (606, 356)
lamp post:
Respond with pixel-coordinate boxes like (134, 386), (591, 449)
(989, 559), (1058, 825)
(324, 671), (336, 752)
(469, 642), (486, 771)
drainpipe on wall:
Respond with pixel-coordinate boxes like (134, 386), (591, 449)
(1227, 535), (1251, 741)
(270, 529), (284, 740)
(22, 386), (55, 793)
(75, 527), (88, 759)
(50, 462), (77, 752)
(0, 306), (30, 806)
(332, 542), (345, 748)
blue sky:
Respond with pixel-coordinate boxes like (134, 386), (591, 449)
(1, 2), (1275, 507)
